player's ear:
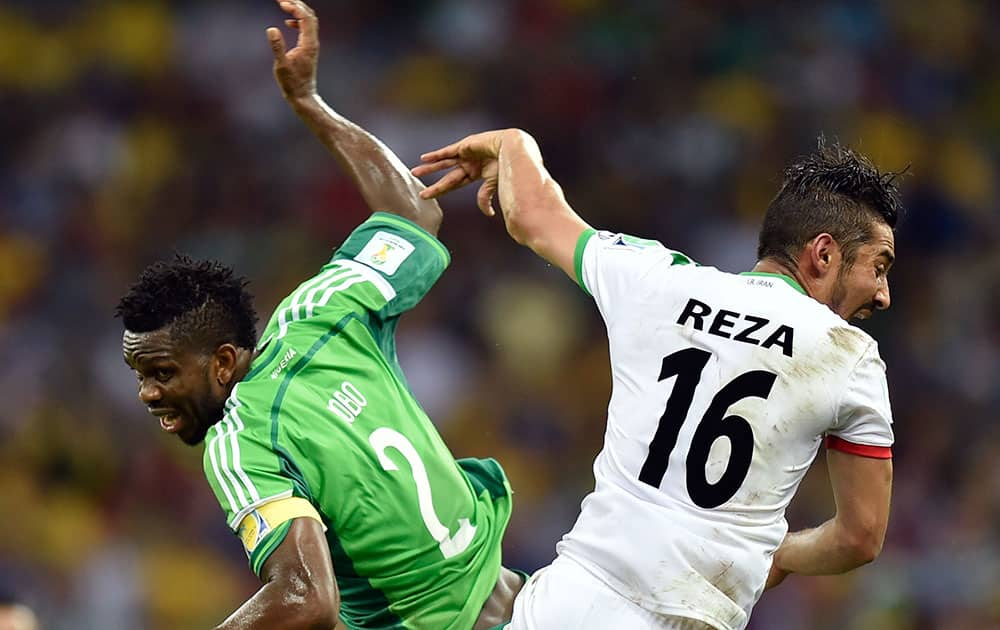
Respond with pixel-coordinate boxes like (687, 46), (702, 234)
(809, 233), (838, 277)
(212, 343), (240, 387)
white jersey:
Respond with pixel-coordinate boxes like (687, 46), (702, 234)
(556, 230), (894, 630)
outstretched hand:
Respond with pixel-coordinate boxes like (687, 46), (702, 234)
(412, 130), (510, 217)
(266, 0), (319, 101)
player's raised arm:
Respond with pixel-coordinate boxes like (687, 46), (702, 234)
(413, 129), (591, 282)
(267, 0), (442, 235)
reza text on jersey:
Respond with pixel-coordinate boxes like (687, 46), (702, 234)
(676, 298), (794, 357)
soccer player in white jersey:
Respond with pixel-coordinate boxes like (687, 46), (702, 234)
(413, 130), (900, 630)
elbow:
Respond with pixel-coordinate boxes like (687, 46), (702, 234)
(308, 598), (340, 630)
(418, 202), (443, 236)
(285, 576), (340, 629)
(397, 180), (443, 236)
(840, 524), (885, 568)
(855, 533), (884, 566)
(308, 582), (340, 629)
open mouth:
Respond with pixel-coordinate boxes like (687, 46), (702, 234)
(159, 416), (182, 433)
(151, 410), (183, 433)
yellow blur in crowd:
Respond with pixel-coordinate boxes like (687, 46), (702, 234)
(1, 1), (999, 628)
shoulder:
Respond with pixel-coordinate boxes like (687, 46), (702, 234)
(796, 307), (882, 376)
(802, 301), (879, 361)
(575, 229), (690, 297)
(203, 384), (273, 454)
(579, 230), (693, 268)
(826, 324), (879, 360)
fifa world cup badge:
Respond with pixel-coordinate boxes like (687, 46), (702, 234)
(239, 509), (272, 556)
(355, 231), (415, 275)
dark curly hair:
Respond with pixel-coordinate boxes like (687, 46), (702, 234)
(115, 254), (258, 352)
(757, 137), (904, 270)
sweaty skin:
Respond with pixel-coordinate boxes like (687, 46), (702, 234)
(123, 328), (252, 445)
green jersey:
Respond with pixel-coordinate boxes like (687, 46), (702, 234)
(203, 213), (513, 629)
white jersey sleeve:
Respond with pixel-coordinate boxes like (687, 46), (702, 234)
(576, 229), (695, 323)
(826, 342), (894, 456)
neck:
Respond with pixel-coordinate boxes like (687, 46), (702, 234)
(751, 259), (814, 299)
(232, 347), (255, 384)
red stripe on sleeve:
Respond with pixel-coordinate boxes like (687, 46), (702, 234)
(825, 436), (892, 459)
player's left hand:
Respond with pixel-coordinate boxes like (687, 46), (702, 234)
(267, 0), (319, 102)
(412, 130), (510, 217)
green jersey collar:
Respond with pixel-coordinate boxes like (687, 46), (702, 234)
(740, 271), (807, 295)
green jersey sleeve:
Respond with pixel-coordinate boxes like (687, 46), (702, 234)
(255, 212), (450, 352)
(202, 388), (299, 531)
(331, 212), (450, 319)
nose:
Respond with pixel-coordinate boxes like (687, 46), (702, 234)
(874, 281), (891, 311)
(138, 378), (163, 404)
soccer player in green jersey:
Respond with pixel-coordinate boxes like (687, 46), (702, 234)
(116, 2), (522, 628)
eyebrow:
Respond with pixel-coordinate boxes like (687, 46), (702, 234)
(127, 351), (173, 366)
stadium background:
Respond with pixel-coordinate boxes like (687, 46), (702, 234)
(1, 1), (998, 628)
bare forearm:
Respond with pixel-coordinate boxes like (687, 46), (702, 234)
(497, 130), (563, 244)
(496, 130), (588, 276)
(774, 518), (878, 577)
(215, 581), (339, 630)
(288, 94), (443, 235)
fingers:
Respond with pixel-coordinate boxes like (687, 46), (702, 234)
(419, 167), (472, 199)
(286, 19), (299, 29)
(266, 27), (287, 62)
(419, 142), (463, 165)
(477, 181), (497, 216)
(419, 131), (506, 164)
(411, 158), (459, 178)
(278, 0), (319, 48)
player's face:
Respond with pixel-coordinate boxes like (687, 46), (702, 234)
(123, 328), (229, 446)
(829, 221), (895, 321)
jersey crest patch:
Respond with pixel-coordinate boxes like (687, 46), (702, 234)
(355, 231), (415, 275)
(239, 509), (272, 555)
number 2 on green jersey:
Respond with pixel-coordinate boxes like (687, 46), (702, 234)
(369, 428), (477, 558)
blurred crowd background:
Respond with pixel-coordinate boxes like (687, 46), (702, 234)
(1, 1), (998, 628)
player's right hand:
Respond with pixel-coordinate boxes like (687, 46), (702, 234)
(764, 562), (790, 591)
(412, 130), (512, 217)
(267, 0), (319, 102)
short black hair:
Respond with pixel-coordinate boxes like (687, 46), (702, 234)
(115, 254), (258, 352)
(757, 137), (903, 270)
